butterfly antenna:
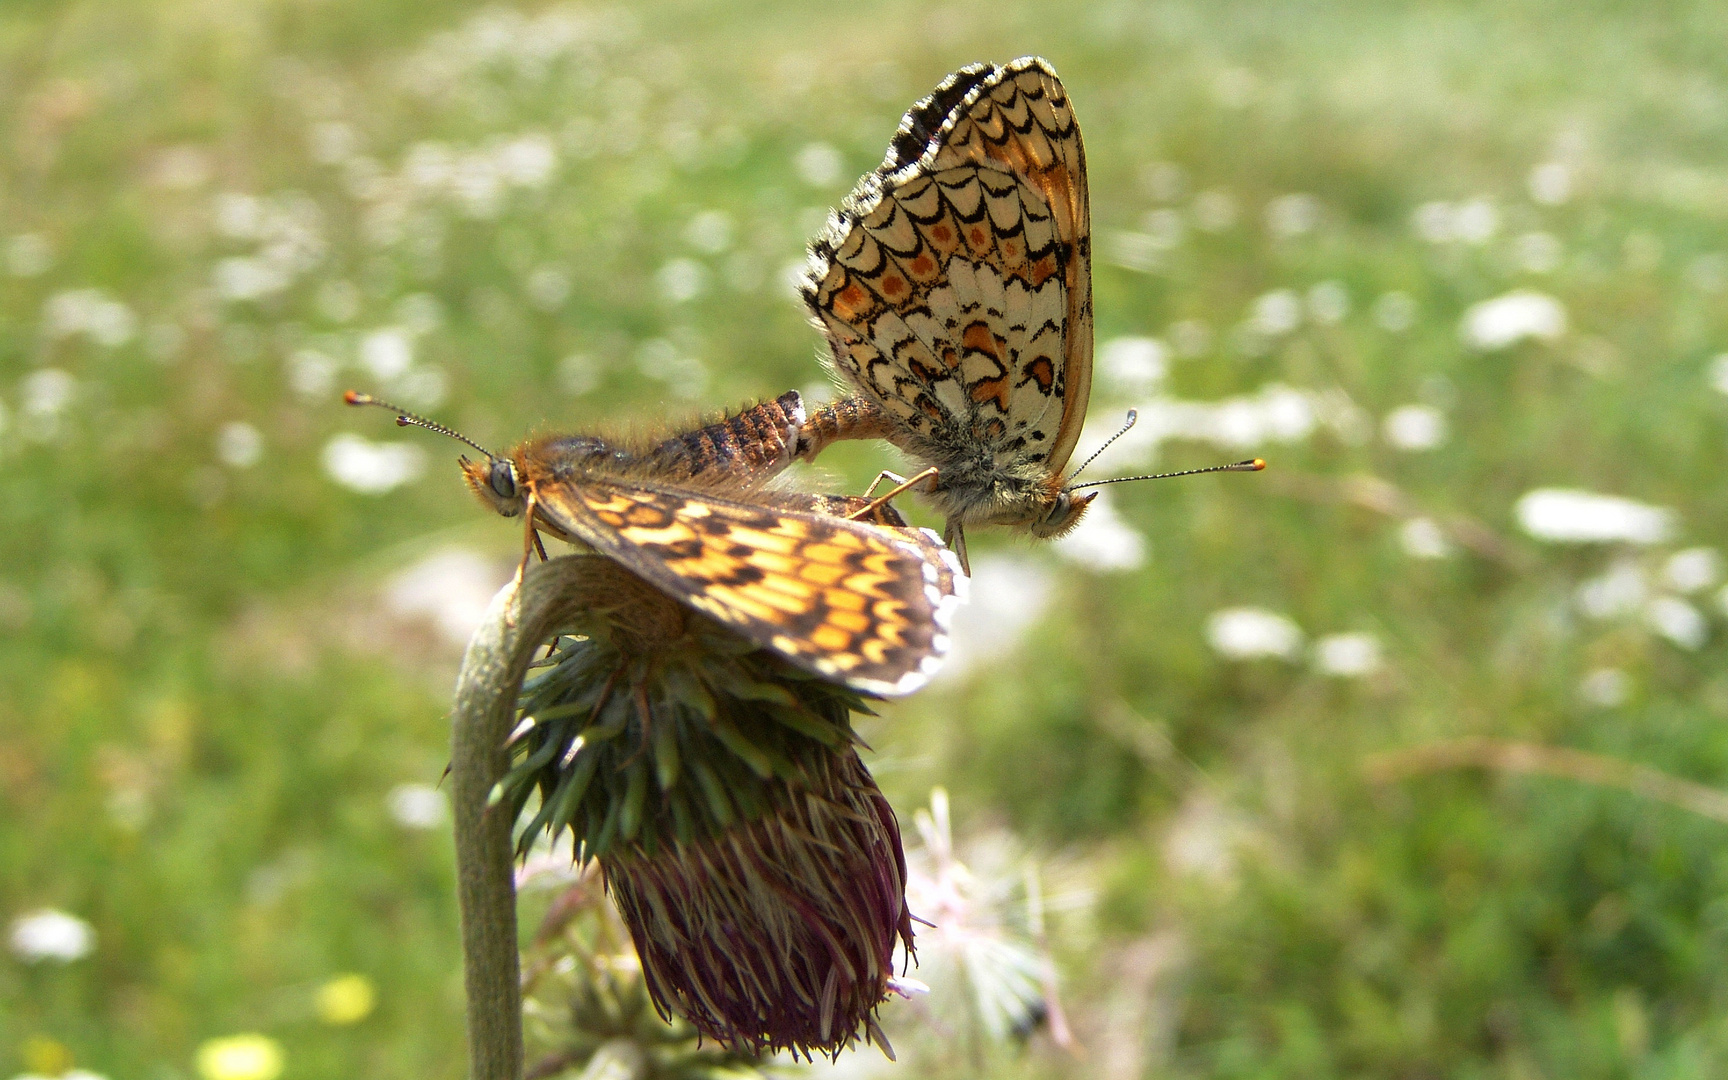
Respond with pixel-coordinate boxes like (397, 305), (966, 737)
(344, 391), (495, 458)
(1070, 458), (1265, 490)
(1065, 409), (1139, 485)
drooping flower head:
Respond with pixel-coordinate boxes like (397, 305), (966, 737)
(496, 557), (914, 1059)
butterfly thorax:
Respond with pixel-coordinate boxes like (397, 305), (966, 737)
(460, 434), (651, 532)
(925, 447), (1093, 537)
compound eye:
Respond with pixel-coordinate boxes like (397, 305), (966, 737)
(488, 460), (517, 500)
(1045, 492), (1071, 524)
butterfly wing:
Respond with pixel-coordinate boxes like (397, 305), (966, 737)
(533, 478), (967, 696)
(779, 492), (968, 613)
(800, 57), (1093, 478)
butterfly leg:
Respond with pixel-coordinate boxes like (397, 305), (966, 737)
(861, 470), (910, 499)
(511, 492), (540, 603)
(942, 517), (971, 577)
(526, 528), (554, 662)
(846, 467), (939, 522)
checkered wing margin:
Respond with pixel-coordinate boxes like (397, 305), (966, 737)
(532, 479), (966, 697)
(800, 56), (1093, 477)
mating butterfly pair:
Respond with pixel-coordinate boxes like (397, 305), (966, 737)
(356, 57), (1249, 693)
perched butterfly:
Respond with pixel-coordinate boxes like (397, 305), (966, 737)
(346, 390), (966, 696)
(796, 57), (1259, 570)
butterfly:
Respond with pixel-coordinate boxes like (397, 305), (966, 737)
(796, 59), (1262, 572)
(346, 390), (966, 696)
(792, 56), (1097, 575)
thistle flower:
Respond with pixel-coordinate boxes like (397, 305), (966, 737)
(897, 788), (1075, 1054)
(495, 556), (915, 1060)
(518, 864), (775, 1079)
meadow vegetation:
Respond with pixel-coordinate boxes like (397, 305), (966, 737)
(5, 0), (1728, 1076)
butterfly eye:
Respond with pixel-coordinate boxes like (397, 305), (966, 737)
(488, 459), (518, 500)
(1044, 492), (1073, 524)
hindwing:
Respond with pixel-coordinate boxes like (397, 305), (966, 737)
(801, 56), (1093, 477)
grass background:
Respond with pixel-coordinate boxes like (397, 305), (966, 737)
(6, 0), (1728, 1075)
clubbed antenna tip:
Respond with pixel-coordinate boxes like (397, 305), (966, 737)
(343, 390), (496, 458)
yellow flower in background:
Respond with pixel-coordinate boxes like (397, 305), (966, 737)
(314, 973), (376, 1025)
(21, 1034), (73, 1075)
(194, 1034), (283, 1080)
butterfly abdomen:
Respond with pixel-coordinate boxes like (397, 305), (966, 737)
(516, 392), (808, 492)
(650, 390), (806, 482)
(795, 395), (895, 463)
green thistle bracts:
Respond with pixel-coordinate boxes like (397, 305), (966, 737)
(497, 617), (871, 861)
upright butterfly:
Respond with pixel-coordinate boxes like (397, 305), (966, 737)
(794, 57), (1094, 573)
(346, 390), (966, 696)
(795, 58), (1259, 571)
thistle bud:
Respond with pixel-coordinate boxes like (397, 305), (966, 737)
(497, 557), (914, 1059)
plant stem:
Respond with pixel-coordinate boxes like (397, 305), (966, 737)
(1365, 737), (1728, 823)
(450, 556), (610, 1080)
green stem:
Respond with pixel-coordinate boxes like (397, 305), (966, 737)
(450, 555), (612, 1080)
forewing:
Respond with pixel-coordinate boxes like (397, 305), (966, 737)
(801, 57), (1093, 476)
(534, 479), (966, 696)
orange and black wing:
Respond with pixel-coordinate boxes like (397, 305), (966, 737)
(799, 57), (1093, 476)
(533, 478), (967, 696)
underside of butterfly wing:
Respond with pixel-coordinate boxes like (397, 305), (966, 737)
(799, 57), (1093, 529)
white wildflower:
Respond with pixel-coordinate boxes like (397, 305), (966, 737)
(794, 142), (842, 187)
(1517, 489), (1674, 544)
(216, 422), (263, 468)
(9, 909), (94, 962)
(1054, 492), (1147, 572)
(1312, 632), (1382, 676)
(1207, 607), (1303, 660)
(1382, 404), (1447, 450)
(386, 783), (450, 829)
(1461, 290), (1566, 350)
(386, 548), (507, 646)
(1099, 336), (1168, 396)
(322, 434), (426, 494)
(1647, 597), (1707, 650)
(1528, 162), (1572, 205)
(1249, 289), (1302, 335)
(1398, 517), (1452, 559)
(1579, 667), (1629, 707)
(1663, 548), (1721, 594)
(1575, 560), (1647, 619)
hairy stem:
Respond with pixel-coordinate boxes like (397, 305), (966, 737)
(450, 555), (609, 1080)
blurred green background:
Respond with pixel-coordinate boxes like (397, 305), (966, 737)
(7, 0), (1728, 1076)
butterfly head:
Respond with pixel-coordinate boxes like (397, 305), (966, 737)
(1030, 486), (1098, 539)
(460, 453), (528, 518)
